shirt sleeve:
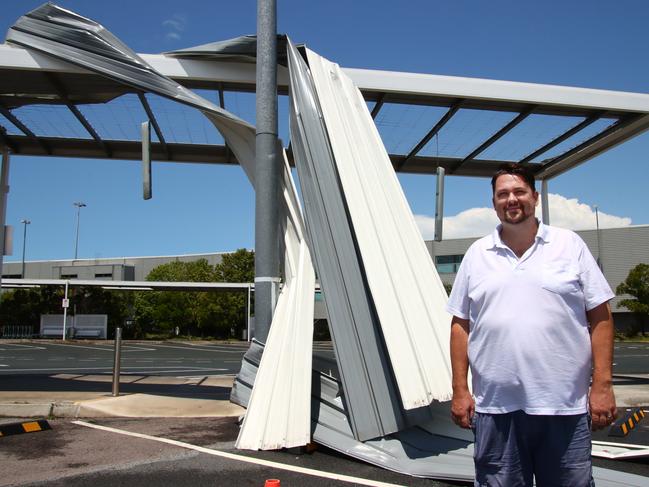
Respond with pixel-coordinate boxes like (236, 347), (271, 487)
(575, 233), (615, 310)
(446, 246), (472, 320)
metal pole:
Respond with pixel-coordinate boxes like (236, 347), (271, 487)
(254, 0), (280, 343)
(112, 327), (122, 396)
(434, 166), (445, 242)
(73, 201), (86, 260)
(247, 285), (251, 342)
(594, 205), (603, 270)
(0, 148), (10, 292)
(62, 280), (69, 340)
(20, 219), (30, 278)
(541, 179), (550, 225)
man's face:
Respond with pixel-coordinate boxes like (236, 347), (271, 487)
(492, 174), (539, 225)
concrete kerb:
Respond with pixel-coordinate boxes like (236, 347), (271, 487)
(0, 396), (245, 419)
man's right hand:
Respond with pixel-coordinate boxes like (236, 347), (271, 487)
(451, 388), (475, 429)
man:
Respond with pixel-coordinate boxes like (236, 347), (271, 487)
(447, 163), (617, 486)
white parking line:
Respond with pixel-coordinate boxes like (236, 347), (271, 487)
(147, 344), (246, 354)
(0, 366), (228, 372)
(0, 345), (46, 351)
(41, 343), (115, 352)
(73, 421), (404, 487)
(0, 364), (8, 367)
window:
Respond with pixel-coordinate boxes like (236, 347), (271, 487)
(435, 255), (463, 274)
(2, 274), (22, 279)
(60, 274), (78, 279)
(95, 273), (113, 279)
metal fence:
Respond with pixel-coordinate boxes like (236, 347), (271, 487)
(0, 325), (36, 338)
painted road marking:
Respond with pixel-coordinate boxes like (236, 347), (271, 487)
(0, 364), (8, 367)
(42, 343), (156, 352)
(0, 366), (228, 373)
(73, 421), (405, 487)
(148, 344), (246, 354)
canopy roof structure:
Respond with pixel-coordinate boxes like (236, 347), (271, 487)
(3, 40), (649, 180)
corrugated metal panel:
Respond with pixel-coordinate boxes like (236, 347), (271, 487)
(236, 157), (315, 449)
(305, 48), (452, 409)
(288, 40), (406, 440)
(8, 4), (316, 452)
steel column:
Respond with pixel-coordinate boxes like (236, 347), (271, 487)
(254, 0), (280, 343)
(0, 148), (9, 291)
(434, 166), (445, 241)
(541, 179), (550, 225)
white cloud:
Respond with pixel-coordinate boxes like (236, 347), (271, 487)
(162, 14), (186, 41)
(415, 193), (632, 240)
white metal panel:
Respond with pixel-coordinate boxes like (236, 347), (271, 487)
(306, 49), (452, 409)
(592, 440), (649, 460)
(236, 151), (316, 450)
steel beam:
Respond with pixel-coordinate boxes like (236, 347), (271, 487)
(0, 104), (50, 154)
(451, 105), (536, 173)
(398, 100), (462, 171)
(137, 92), (170, 160)
(519, 112), (604, 164)
(370, 94), (385, 119)
(537, 113), (649, 179)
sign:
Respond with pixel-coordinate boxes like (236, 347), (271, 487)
(62, 298), (69, 308)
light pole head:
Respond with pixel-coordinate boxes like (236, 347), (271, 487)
(73, 202), (87, 209)
(20, 219), (31, 224)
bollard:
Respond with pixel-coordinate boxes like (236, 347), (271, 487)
(112, 327), (122, 397)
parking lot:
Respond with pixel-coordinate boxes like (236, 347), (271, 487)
(1, 340), (648, 486)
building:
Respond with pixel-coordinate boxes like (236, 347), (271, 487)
(2, 252), (228, 282)
(3, 225), (648, 331)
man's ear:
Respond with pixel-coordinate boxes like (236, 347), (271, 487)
(534, 191), (539, 206)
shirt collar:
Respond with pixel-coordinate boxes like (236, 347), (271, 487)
(488, 219), (549, 250)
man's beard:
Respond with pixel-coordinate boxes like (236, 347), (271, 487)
(503, 206), (533, 225)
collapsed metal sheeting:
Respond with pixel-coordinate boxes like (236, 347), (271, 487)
(287, 39), (406, 441)
(233, 342), (649, 486)
(304, 47), (453, 409)
(7, 3), (315, 451)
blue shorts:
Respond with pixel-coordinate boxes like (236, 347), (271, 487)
(473, 410), (594, 487)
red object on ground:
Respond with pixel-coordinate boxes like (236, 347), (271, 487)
(264, 480), (280, 487)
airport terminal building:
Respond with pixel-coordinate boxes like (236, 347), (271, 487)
(3, 225), (648, 331)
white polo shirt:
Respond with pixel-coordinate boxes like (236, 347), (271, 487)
(446, 222), (614, 415)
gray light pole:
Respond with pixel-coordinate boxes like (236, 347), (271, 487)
(73, 202), (86, 260)
(20, 219), (30, 278)
(594, 205), (602, 270)
(254, 0), (280, 343)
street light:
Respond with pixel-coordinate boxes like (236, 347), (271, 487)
(73, 202), (86, 260)
(20, 219), (30, 278)
(594, 205), (603, 270)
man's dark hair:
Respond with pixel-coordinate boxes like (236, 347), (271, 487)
(491, 163), (536, 194)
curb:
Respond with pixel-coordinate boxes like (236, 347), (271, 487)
(0, 402), (80, 419)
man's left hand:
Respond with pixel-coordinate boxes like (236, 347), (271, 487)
(589, 383), (617, 431)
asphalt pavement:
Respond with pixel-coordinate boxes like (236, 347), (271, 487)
(1, 339), (648, 486)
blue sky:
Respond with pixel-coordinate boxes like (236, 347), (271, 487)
(2, 0), (648, 262)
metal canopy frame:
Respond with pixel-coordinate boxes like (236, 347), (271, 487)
(2, 44), (649, 180)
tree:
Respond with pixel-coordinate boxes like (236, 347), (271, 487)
(616, 263), (649, 336)
(133, 251), (254, 339)
(213, 249), (255, 338)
